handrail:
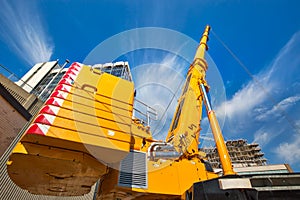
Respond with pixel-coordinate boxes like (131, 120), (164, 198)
(133, 98), (158, 126)
(0, 63), (36, 91)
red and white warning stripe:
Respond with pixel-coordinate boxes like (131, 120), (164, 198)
(40, 105), (60, 115)
(45, 97), (64, 107)
(56, 84), (72, 93)
(51, 90), (69, 99)
(62, 73), (77, 81)
(25, 62), (85, 137)
(69, 65), (81, 72)
(34, 114), (56, 125)
(58, 78), (73, 86)
(70, 62), (83, 70)
(26, 123), (51, 136)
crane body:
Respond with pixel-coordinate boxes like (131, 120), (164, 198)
(6, 26), (300, 200)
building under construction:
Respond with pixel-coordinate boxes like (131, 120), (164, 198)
(201, 139), (267, 168)
(201, 139), (293, 175)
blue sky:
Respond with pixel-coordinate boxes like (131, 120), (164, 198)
(0, 0), (300, 171)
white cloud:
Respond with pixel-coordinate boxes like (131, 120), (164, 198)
(256, 95), (300, 121)
(216, 78), (271, 120)
(275, 135), (300, 165)
(274, 120), (300, 166)
(214, 30), (300, 137)
(295, 120), (300, 129)
(253, 130), (271, 147)
(0, 1), (53, 66)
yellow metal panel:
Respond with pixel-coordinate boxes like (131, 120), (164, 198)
(7, 63), (138, 196)
(99, 158), (218, 198)
(20, 64), (135, 153)
(141, 158), (217, 195)
(7, 142), (107, 196)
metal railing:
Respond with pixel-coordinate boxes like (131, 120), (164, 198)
(0, 63), (36, 91)
(133, 98), (158, 127)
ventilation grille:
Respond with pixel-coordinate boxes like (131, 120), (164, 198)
(118, 151), (147, 189)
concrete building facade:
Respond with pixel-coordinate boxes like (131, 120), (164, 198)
(15, 61), (60, 93)
(0, 74), (43, 156)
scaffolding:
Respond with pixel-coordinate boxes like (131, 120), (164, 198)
(201, 139), (267, 168)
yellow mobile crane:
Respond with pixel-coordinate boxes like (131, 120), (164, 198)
(7, 26), (298, 199)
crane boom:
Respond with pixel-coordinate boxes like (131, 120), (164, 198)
(165, 26), (210, 157)
(165, 25), (235, 175)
